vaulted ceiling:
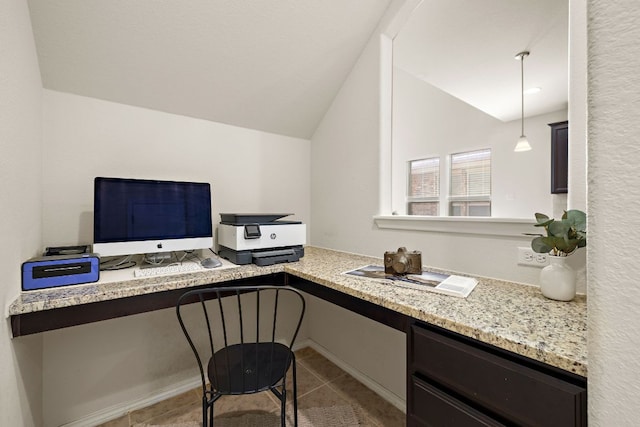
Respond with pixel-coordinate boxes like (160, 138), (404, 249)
(27, 0), (392, 139)
(394, 0), (568, 122)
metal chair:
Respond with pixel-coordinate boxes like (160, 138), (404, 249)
(176, 285), (306, 427)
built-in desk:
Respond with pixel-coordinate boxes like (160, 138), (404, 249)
(9, 246), (587, 425)
(8, 246), (586, 376)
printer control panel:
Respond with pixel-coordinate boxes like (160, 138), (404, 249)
(243, 224), (261, 239)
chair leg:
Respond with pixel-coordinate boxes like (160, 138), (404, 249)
(292, 356), (298, 427)
(280, 386), (287, 427)
(202, 395), (208, 427)
(201, 392), (215, 427)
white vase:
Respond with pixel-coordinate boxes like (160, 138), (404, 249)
(539, 256), (576, 301)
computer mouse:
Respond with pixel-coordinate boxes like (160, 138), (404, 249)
(201, 257), (222, 269)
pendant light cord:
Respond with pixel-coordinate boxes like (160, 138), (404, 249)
(520, 53), (524, 135)
(521, 53), (525, 136)
(516, 51), (529, 137)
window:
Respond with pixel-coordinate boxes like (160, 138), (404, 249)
(449, 149), (491, 216)
(407, 157), (439, 215)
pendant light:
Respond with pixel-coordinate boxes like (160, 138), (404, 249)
(514, 51), (532, 152)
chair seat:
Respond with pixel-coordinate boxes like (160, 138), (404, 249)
(177, 285), (305, 426)
(208, 342), (292, 394)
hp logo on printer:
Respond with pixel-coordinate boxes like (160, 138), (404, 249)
(270, 233), (277, 240)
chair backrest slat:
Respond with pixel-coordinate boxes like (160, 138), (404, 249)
(176, 285), (306, 396)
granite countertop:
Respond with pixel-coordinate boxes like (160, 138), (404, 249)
(8, 246), (587, 377)
(287, 247), (587, 377)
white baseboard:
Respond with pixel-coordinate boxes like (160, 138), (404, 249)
(296, 338), (407, 414)
(61, 375), (202, 427)
(65, 339), (405, 426)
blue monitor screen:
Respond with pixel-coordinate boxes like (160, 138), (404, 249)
(94, 177), (212, 244)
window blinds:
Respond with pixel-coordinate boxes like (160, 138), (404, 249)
(409, 157), (440, 198)
(450, 149), (491, 199)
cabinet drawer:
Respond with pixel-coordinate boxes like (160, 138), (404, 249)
(410, 375), (504, 427)
(410, 325), (586, 427)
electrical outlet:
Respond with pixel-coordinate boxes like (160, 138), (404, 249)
(517, 247), (550, 267)
(535, 253), (549, 264)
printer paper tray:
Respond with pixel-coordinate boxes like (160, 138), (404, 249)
(219, 245), (304, 266)
(252, 248), (300, 266)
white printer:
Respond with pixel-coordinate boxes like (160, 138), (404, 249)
(217, 214), (306, 266)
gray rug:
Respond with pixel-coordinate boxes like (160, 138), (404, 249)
(139, 405), (360, 427)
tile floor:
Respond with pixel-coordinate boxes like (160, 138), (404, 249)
(98, 347), (406, 426)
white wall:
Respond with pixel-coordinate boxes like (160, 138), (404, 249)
(587, 1), (640, 424)
(0, 0), (44, 425)
(307, 294), (406, 404)
(309, 13), (410, 403)
(309, 0), (586, 410)
(392, 68), (567, 218)
(40, 90), (311, 426)
(41, 90), (311, 248)
(312, 5), (585, 292)
(568, 0), (587, 212)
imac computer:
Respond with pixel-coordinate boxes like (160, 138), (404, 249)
(93, 177), (213, 257)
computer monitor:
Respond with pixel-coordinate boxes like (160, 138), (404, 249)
(93, 177), (213, 257)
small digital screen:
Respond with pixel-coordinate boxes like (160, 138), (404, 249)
(244, 224), (261, 239)
(94, 177), (212, 243)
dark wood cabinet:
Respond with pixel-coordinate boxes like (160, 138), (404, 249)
(409, 376), (505, 426)
(408, 322), (587, 427)
(550, 121), (569, 194)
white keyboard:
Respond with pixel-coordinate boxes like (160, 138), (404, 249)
(134, 262), (203, 278)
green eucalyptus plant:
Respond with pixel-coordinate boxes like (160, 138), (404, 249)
(527, 209), (587, 257)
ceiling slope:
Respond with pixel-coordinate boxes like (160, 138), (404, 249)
(27, 0), (391, 139)
(394, 0), (568, 122)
